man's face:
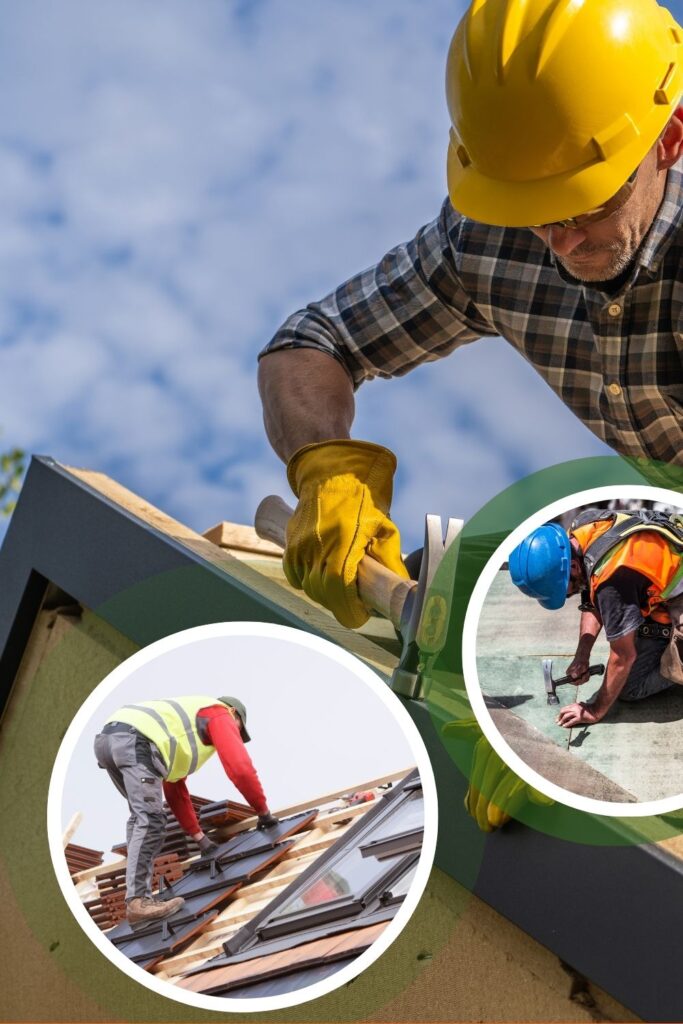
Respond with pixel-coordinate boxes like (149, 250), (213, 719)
(529, 147), (665, 283)
(566, 555), (584, 597)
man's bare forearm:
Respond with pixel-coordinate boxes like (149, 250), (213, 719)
(258, 350), (356, 462)
(591, 633), (637, 717)
(558, 630), (636, 727)
(576, 608), (602, 656)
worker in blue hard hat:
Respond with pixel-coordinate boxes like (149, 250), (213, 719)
(508, 523), (574, 611)
(509, 509), (683, 728)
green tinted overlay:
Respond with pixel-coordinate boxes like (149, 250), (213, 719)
(424, 456), (683, 847)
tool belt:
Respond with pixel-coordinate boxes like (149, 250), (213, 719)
(638, 622), (672, 639)
(661, 593), (683, 685)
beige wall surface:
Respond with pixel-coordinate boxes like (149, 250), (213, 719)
(0, 601), (637, 1023)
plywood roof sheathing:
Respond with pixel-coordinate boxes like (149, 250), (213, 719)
(61, 811), (83, 848)
(202, 521), (283, 558)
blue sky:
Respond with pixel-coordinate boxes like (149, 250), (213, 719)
(0, 0), (616, 549)
(61, 629), (417, 853)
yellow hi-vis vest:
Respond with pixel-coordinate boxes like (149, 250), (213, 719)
(106, 695), (220, 782)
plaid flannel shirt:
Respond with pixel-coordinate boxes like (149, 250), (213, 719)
(261, 168), (683, 467)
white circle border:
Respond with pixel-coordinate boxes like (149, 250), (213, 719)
(47, 621), (438, 1014)
(462, 482), (683, 818)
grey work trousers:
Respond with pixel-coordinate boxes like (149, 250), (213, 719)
(619, 633), (673, 701)
(619, 594), (683, 701)
(93, 728), (168, 901)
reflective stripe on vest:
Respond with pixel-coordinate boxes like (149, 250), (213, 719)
(106, 695), (219, 782)
(572, 523), (681, 624)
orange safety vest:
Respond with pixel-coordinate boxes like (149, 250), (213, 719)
(571, 521), (681, 624)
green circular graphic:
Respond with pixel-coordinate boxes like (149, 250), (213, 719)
(424, 455), (683, 847)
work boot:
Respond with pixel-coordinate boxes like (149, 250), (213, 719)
(126, 895), (185, 924)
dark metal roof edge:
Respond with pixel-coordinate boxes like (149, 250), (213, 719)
(23, 455), (314, 622)
(0, 456), (323, 699)
(413, 698), (683, 1022)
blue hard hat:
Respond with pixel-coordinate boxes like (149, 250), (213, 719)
(508, 523), (572, 610)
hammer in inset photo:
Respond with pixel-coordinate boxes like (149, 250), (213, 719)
(542, 659), (605, 705)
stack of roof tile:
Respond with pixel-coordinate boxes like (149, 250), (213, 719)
(199, 800), (254, 829)
(111, 826), (197, 861)
(64, 843), (103, 877)
(84, 853), (185, 931)
(111, 797), (255, 862)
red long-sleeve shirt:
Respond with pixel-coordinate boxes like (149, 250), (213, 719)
(162, 705), (269, 835)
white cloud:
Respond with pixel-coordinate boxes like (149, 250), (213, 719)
(0, 0), (611, 554)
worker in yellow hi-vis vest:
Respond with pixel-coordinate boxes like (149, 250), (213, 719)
(94, 695), (278, 926)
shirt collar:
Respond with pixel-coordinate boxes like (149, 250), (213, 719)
(635, 162), (683, 276)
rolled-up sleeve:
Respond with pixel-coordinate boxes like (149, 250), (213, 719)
(259, 199), (495, 389)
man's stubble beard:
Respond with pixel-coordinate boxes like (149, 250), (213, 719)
(557, 238), (638, 283)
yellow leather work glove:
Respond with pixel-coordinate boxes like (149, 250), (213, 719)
(285, 439), (409, 629)
(443, 719), (554, 832)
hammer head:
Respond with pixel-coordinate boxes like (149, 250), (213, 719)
(542, 658), (560, 705)
(391, 514), (463, 700)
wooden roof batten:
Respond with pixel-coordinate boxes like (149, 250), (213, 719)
(2, 457), (683, 1018)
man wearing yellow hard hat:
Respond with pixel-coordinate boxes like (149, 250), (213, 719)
(258, 0), (683, 631)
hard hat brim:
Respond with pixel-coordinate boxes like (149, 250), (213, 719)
(446, 107), (675, 228)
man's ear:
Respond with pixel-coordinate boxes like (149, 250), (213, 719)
(657, 106), (683, 170)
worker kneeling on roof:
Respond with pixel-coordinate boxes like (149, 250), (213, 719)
(510, 509), (683, 728)
(94, 696), (278, 925)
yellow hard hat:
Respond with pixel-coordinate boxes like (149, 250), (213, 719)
(446, 0), (683, 227)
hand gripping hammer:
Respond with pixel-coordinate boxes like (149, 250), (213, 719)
(255, 496), (462, 700)
(542, 658), (605, 705)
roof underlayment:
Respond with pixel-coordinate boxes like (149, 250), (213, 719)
(477, 572), (683, 803)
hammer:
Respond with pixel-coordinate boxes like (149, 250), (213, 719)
(542, 658), (605, 705)
(255, 496), (462, 699)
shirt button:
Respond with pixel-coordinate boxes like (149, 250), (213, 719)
(607, 303), (622, 317)
(607, 382), (622, 396)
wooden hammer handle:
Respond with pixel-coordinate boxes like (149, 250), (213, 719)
(253, 495), (291, 549)
(254, 495), (416, 628)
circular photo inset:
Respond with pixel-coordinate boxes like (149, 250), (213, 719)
(48, 623), (437, 1012)
(465, 487), (683, 816)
